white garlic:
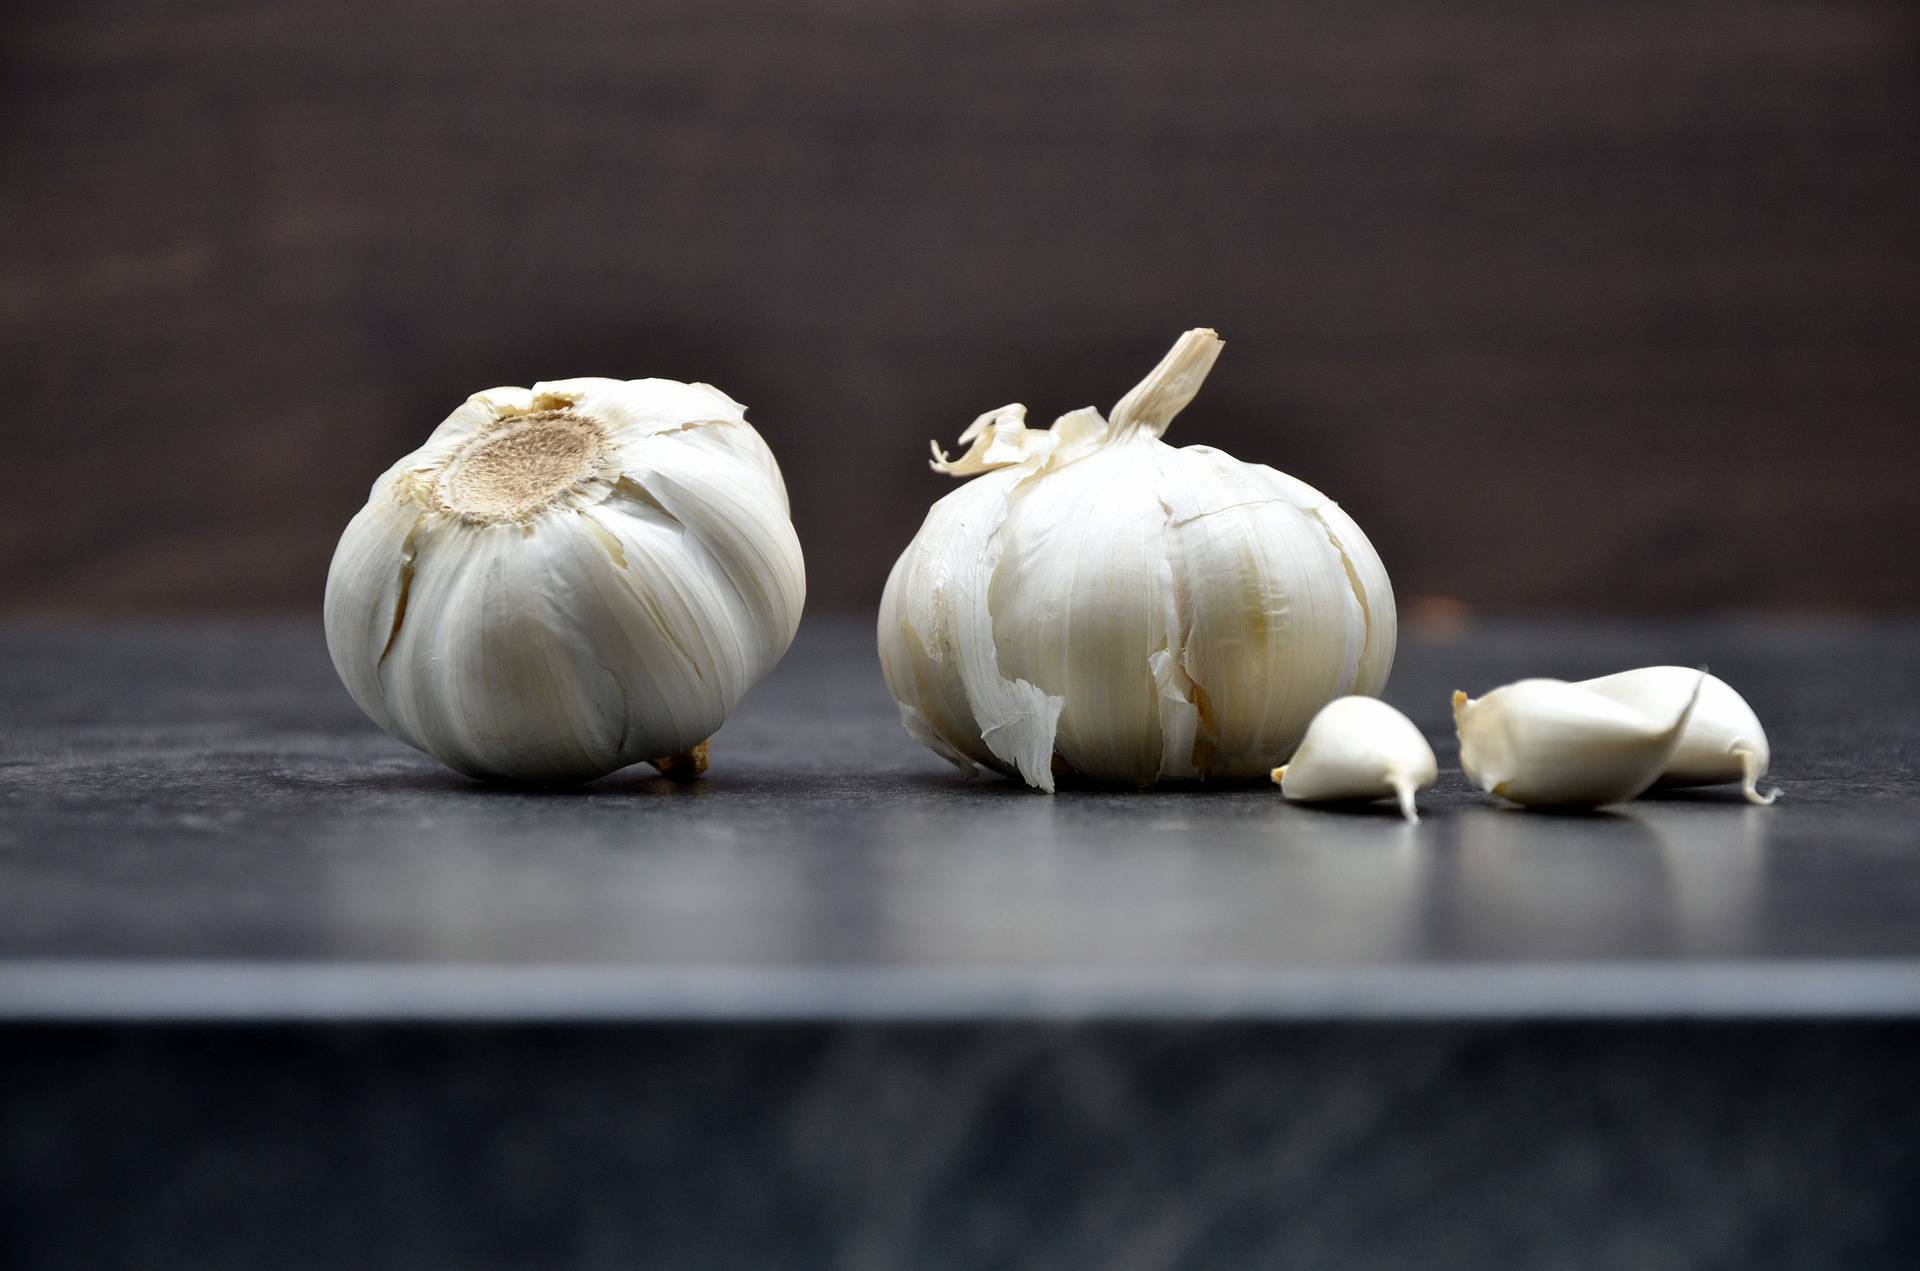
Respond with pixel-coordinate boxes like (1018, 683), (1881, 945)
(1451, 673), (1705, 807)
(1271, 696), (1437, 822)
(1578, 667), (1779, 804)
(325, 377), (805, 784)
(877, 328), (1395, 791)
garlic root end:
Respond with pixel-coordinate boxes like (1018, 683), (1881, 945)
(647, 739), (710, 781)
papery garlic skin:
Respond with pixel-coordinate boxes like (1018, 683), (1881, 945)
(1579, 667), (1779, 805)
(325, 378), (805, 784)
(1272, 696), (1437, 822)
(1452, 674), (1705, 808)
(878, 329), (1395, 791)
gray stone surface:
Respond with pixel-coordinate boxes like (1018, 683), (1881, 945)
(4, 616), (1920, 1268)
(2, 614), (1917, 1019)
(2, 1022), (1916, 1271)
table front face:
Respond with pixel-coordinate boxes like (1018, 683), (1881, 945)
(1, 616), (1916, 1018)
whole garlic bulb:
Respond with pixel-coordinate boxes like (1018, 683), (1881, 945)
(325, 378), (805, 783)
(878, 329), (1395, 791)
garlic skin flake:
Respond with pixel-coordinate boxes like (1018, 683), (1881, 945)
(878, 329), (1395, 791)
(1579, 667), (1779, 804)
(325, 378), (805, 784)
(1452, 673), (1705, 808)
(1272, 697), (1437, 822)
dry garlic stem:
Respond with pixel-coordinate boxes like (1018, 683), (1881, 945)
(1452, 673), (1705, 808)
(1272, 696), (1437, 822)
(1579, 667), (1779, 804)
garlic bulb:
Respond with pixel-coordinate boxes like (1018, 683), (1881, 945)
(1272, 697), (1437, 822)
(1578, 667), (1779, 804)
(1452, 673), (1705, 808)
(877, 329), (1395, 791)
(325, 377), (805, 783)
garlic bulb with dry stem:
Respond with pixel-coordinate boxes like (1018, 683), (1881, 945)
(1452, 673), (1705, 808)
(878, 329), (1395, 791)
(325, 377), (805, 783)
(1273, 696), (1437, 822)
(1578, 667), (1779, 804)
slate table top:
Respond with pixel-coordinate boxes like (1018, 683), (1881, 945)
(2, 613), (1916, 1022)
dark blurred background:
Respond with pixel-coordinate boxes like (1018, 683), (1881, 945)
(2, 0), (1916, 617)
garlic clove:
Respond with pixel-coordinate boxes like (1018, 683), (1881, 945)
(986, 440), (1182, 785)
(1577, 667), (1779, 804)
(1271, 696), (1437, 822)
(1451, 672), (1706, 808)
(1155, 445), (1394, 778)
(877, 464), (1066, 791)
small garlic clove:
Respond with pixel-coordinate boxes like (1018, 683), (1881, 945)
(1452, 672), (1705, 808)
(1577, 667), (1779, 805)
(1271, 696), (1438, 822)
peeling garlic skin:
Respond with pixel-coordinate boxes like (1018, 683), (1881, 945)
(1272, 696), (1437, 822)
(325, 378), (805, 784)
(1578, 667), (1779, 805)
(878, 329), (1396, 792)
(1452, 674), (1704, 808)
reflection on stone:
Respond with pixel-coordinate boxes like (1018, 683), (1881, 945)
(1450, 807), (1670, 957)
(1640, 803), (1769, 954)
(309, 792), (822, 965)
(1448, 801), (1775, 962)
(869, 795), (1430, 967)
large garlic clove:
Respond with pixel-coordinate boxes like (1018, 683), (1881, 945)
(1578, 667), (1779, 805)
(877, 329), (1396, 791)
(1271, 696), (1437, 822)
(1451, 672), (1705, 808)
(325, 378), (805, 784)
